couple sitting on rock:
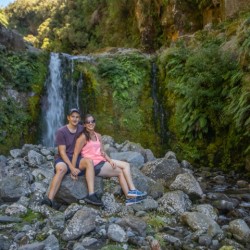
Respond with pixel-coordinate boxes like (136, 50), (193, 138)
(41, 108), (147, 208)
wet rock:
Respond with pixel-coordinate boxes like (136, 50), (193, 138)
(237, 180), (249, 188)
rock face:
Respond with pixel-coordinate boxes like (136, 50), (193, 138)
(221, 0), (250, 19)
(0, 24), (26, 51)
(203, 0), (250, 26)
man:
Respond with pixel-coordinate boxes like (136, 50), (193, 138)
(41, 108), (103, 207)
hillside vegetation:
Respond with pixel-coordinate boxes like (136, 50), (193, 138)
(0, 0), (249, 171)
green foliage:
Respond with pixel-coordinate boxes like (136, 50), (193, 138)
(75, 52), (162, 155)
(0, 49), (48, 154)
(20, 209), (44, 223)
(147, 215), (165, 229)
(195, 0), (213, 10)
(0, 98), (31, 154)
(0, 9), (8, 27)
(158, 31), (249, 168)
(98, 53), (149, 108)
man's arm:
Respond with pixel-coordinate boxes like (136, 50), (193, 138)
(72, 134), (86, 169)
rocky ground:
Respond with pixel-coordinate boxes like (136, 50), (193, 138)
(0, 135), (250, 250)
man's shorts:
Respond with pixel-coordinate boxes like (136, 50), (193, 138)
(54, 155), (85, 176)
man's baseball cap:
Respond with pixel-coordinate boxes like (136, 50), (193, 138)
(68, 108), (80, 115)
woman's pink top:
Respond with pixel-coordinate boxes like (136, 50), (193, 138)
(81, 132), (106, 166)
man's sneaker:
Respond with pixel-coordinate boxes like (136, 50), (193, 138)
(126, 197), (144, 206)
(84, 193), (103, 206)
(40, 196), (60, 210)
(127, 189), (147, 198)
(40, 196), (53, 207)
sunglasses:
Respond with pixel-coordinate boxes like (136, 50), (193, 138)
(85, 119), (95, 124)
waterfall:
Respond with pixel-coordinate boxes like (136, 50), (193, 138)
(42, 53), (93, 147)
(42, 53), (64, 147)
(151, 62), (168, 144)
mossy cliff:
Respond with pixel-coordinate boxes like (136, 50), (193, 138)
(74, 50), (164, 155)
(156, 11), (250, 170)
(0, 1), (250, 171)
(0, 47), (48, 154)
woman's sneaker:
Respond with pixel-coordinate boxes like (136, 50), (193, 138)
(126, 197), (144, 206)
(127, 189), (147, 198)
(84, 193), (103, 206)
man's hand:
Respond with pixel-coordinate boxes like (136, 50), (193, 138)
(70, 168), (81, 180)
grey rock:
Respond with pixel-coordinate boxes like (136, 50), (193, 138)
(107, 224), (128, 242)
(18, 242), (45, 250)
(0, 176), (31, 202)
(158, 190), (192, 215)
(62, 207), (99, 241)
(229, 219), (250, 243)
(0, 215), (22, 223)
(141, 158), (183, 187)
(116, 216), (147, 237)
(10, 149), (23, 158)
(181, 212), (222, 237)
(110, 151), (144, 168)
(164, 151), (177, 160)
(27, 150), (46, 167)
(170, 173), (203, 199)
(43, 234), (60, 250)
(55, 175), (103, 204)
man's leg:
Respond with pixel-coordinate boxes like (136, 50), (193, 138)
(48, 162), (68, 200)
(41, 162), (67, 207)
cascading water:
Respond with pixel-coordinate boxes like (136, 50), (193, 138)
(42, 53), (93, 147)
(151, 62), (168, 144)
(42, 53), (64, 147)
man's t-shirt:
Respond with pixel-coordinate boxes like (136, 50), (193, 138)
(55, 124), (84, 159)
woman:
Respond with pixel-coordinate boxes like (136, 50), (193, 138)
(72, 114), (147, 206)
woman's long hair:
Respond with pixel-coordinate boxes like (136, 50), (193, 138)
(82, 114), (94, 141)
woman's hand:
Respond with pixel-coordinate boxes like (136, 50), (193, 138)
(109, 160), (116, 169)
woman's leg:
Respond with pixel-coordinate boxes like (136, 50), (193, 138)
(79, 158), (95, 194)
(98, 162), (130, 195)
(98, 160), (137, 195)
(112, 160), (136, 190)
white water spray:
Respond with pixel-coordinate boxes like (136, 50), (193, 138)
(43, 53), (64, 147)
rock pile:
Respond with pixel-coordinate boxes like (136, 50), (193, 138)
(0, 136), (249, 249)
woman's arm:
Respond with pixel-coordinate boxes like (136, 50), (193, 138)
(98, 133), (116, 168)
